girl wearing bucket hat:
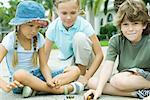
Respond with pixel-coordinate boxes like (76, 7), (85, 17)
(0, 0), (49, 94)
(0, 0), (81, 98)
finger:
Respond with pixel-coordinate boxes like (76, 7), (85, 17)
(50, 82), (55, 87)
(14, 80), (23, 87)
(9, 82), (18, 88)
(51, 79), (57, 87)
(47, 82), (55, 87)
(93, 96), (98, 100)
(84, 90), (93, 100)
(56, 79), (61, 86)
(6, 85), (12, 89)
(54, 79), (59, 86)
(55, 85), (61, 89)
(93, 93), (99, 100)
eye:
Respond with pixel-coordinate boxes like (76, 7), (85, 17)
(37, 26), (41, 29)
(71, 11), (76, 15)
(62, 12), (67, 15)
(134, 22), (139, 25)
(28, 24), (34, 27)
(122, 23), (128, 25)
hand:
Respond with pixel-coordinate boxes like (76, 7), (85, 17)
(78, 75), (88, 86)
(2, 80), (23, 93)
(51, 77), (63, 88)
(84, 89), (101, 100)
(46, 78), (55, 87)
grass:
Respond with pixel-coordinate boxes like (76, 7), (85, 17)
(100, 40), (109, 46)
(52, 40), (108, 49)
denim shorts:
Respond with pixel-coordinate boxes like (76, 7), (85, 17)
(11, 67), (65, 94)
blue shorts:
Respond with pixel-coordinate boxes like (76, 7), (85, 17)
(11, 68), (65, 94)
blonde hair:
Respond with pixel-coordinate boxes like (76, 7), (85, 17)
(54, 0), (86, 16)
(54, 0), (79, 8)
(12, 27), (38, 67)
(32, 36), (38, 67)
(12, 32), (18, 67)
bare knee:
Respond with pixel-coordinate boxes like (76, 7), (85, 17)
(70, 66), (81, 78)
(110, 75), (129, 91)
(13, 69), (28, 82)
(87, 77), (98, 89)
(73, 66), (81, 76)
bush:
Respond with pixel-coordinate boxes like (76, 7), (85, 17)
(98, 23), (117, 40)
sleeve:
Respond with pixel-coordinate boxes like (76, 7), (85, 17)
(105, 35), (120, 61)
(37, 33), (45, 49)
(1, 32), (14, 51)
(45, 22), (55, 42)
(82, 19), (95, 36)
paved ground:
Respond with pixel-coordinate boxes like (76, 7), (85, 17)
(0, 47), (139, 100)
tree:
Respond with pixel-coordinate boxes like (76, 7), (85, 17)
(80, 0), (106, 30)
(80, 0), (106, 16)
(0, 0), (20, 31)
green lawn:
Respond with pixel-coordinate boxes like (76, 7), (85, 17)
(52, 40), (108, 49)
(100, 40), (109, 46)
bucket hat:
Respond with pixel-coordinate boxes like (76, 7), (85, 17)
(9, 0), (48, 27)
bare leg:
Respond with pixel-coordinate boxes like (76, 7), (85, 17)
(110, 72), (150, 91)
(13, 69), (74, 94)
(52, 66), (80, 86)
(88, 77), (137, 97)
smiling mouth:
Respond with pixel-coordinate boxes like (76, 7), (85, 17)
(129, 32), (136, 35)
(132, 32), (136, 34)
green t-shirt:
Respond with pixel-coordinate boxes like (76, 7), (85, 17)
(106, 34), (150, 72)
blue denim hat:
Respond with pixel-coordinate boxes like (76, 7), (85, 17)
(9, 1), (48, 26)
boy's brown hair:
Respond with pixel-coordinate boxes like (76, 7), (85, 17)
(115, 0), (150, 35)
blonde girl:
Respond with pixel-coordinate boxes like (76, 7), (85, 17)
(45, 0), (104, 89)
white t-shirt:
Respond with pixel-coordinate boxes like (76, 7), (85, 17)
(1, 31), (45, 76)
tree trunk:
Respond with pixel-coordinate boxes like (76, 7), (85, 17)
(85, 6), (95, 28)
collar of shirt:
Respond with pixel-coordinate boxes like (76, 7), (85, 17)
(58, 16), (80, 34)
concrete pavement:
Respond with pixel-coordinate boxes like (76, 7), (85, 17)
(0, 47), (138, 100)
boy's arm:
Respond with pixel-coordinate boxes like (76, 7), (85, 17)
(93, 60), (114, 99)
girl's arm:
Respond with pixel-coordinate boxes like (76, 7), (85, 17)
(45, 38), (53, 63)
(0, 44), (8, 91)
(39, 46), (55, 87)
(94, 60), (114, 99)
(84, 34), (104, 80)
(0, 77), (23, 93)
(0, 44), (7, 62)
(0, 44), (23, 92)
